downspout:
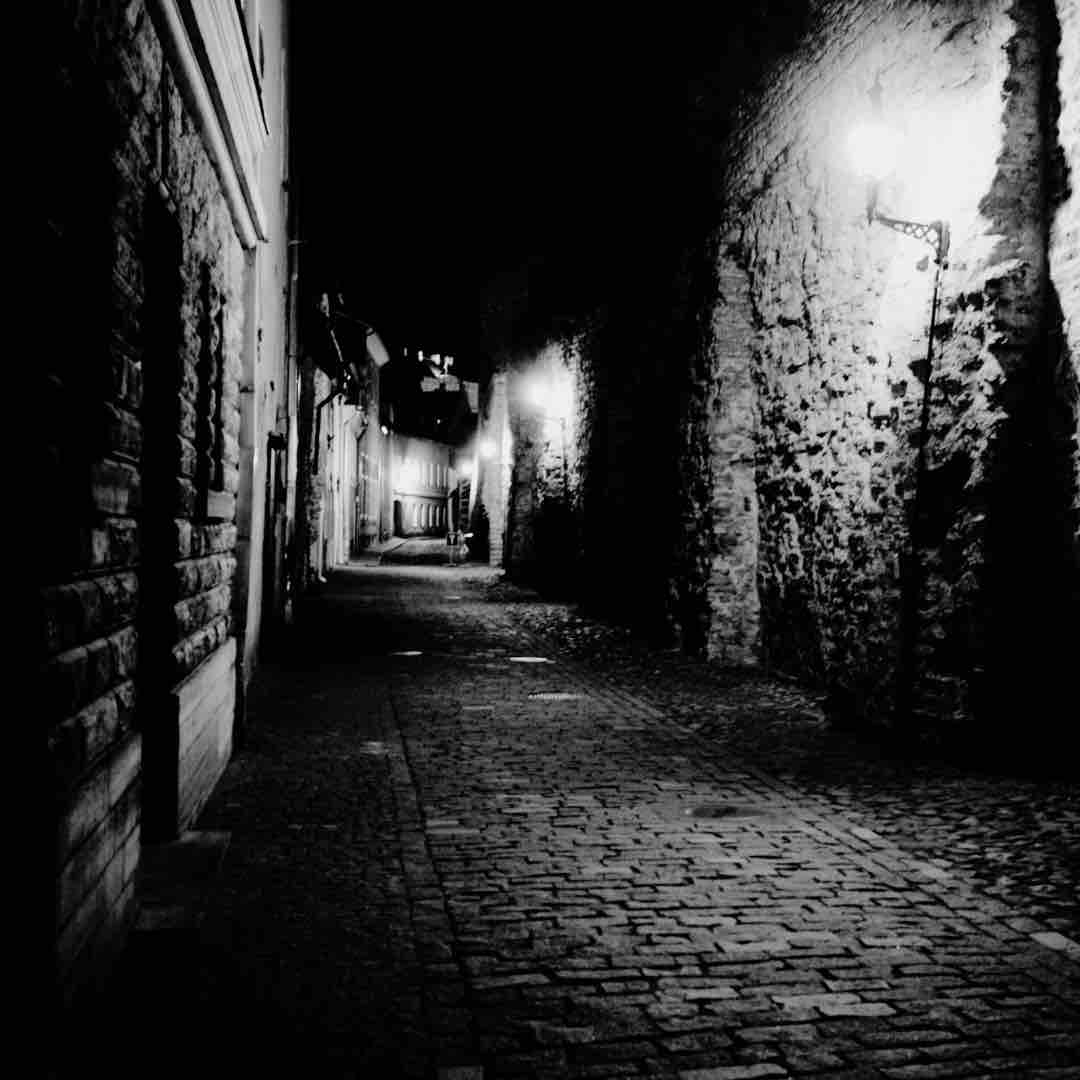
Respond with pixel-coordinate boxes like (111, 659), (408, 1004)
(312, 388), (338, 475)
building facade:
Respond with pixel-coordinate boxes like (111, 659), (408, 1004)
(44, 0), (297, 1006)
(391, 434), (453, 537)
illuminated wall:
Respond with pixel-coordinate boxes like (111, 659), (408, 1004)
(700, 0), (1078, 741)
(390, 435), (452, 537)
(504, 344), (584, 588)
(472, 373), (513, 566)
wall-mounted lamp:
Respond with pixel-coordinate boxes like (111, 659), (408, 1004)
(848, 81), (950, 266)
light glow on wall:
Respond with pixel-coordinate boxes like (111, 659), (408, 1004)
(399, 459), (420, 489)
(520, 368), (574, 422)
(846, 120), (901, 181)
(479, 436), (497, 459)
(843, 85), (1002, 242)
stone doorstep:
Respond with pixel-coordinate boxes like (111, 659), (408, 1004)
(134, 829), (232, 931)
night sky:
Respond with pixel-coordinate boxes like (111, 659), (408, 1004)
(292, 8), (807, 381)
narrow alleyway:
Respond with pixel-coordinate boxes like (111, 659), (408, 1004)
(72, 564), (1079, 1079)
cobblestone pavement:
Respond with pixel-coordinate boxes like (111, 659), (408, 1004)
(82, 565), (1079, 1079)
(484, 583), (1080, 943)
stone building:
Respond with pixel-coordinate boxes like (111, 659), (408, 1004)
(496, 0), (1079, 758)
(390, 435), (454, 537)
(44, 0), (297, 1006)
(295, 297), (392, 578)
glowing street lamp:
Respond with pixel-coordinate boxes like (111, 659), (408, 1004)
(519, 371), (573, 502)
(849, 82), (950, 266)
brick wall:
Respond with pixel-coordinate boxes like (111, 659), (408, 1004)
(44, 1), (253, 1003)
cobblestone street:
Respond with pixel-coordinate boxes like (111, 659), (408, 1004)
(83, 563), (1080, 1079)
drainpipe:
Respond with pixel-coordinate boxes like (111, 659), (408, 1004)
(312, 388), (337, 474)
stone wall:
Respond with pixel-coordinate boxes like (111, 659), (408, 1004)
(473, 372), (512, 567)
(1050, 0), (1080, 598)
(43, 1), (258, 1003)
(704, 0), (1079, 739)
(503, 343), (584, 592)
(495, 0), (1077, 754)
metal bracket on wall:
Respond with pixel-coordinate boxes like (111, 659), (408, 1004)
(871, 211), (950, 264)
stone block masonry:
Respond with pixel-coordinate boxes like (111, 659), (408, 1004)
(698, 0), (1079, 741)
(43, 2), (250, 1005)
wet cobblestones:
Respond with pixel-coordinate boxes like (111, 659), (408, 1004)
(76, 565), (1080, 1078)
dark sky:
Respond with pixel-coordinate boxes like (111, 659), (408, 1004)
(292, 9), (806, 379)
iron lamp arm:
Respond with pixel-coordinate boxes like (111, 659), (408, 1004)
(868, 204), (950, 264)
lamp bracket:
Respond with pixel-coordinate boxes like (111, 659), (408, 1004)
(870, 209), (950, 263)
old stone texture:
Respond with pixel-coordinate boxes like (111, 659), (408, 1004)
(44, 1), (245, 1005)
(473, 372), (513, 568)
(1049, 0), (1080, 664)
(698, 245), (761, 666)
(704, 0), (1078, 739)
(504, 342), (584, 593)
(493, 1), (1077, 752)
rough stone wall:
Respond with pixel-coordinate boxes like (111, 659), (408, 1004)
(473, 373), (511, 567)
(1051, 0), (1080, 577)
(707, 0), (1078, 738)
(703, 245), (762, 665)
(44, 2), (247, 1003)
(504, 342), (584, 592)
